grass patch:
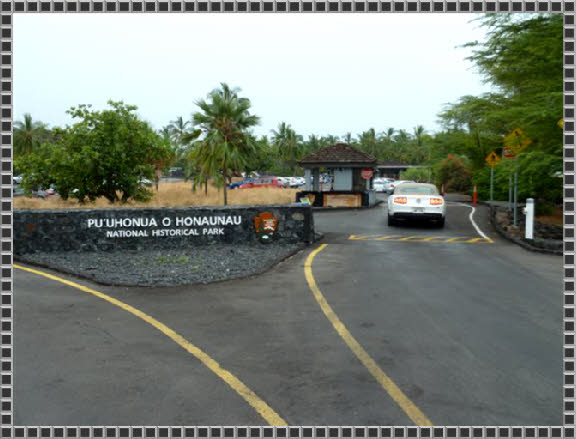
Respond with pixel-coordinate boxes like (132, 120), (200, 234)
(14, 182), (299, 210)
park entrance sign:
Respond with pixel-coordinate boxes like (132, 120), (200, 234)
(86, 214), (243, 238)
(14, 206), (315, 255)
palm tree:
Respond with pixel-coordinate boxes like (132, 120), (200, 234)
(358, 128), (378, 158)
(167, 116), (190, 144)
(14, 113), (49, 156)
(383, 127), (395, 141)
(413, 125), (430, 181)
(343, 132), (353, 144)
(192, 83), (260, 205)
(271, 122), (303, 175)
(164, 118), (201, 180)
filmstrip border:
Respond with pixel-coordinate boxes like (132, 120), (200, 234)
(565, 4), (576, 434)
(0, 1), (573, 438)
(1, 426), (576, 437)
(0, 1), (573, 13)
(0, 2), (12, 436)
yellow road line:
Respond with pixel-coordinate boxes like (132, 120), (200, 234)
(374, 235), (403, 241)
(397, 236), (427, 242)
(421, 236), (449, 242)
(465, 238), (494, 243)
(444, 237), (466, 243)
(303, 245), (433, 426)
(14, 264), (287, 426)
(349, 234), (382, 240)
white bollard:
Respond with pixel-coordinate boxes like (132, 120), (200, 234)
(525, 198), (535, 240)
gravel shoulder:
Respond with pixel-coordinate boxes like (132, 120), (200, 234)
(16, 243), (307, 287)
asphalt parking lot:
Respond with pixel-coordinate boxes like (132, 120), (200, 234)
(14, 197), (562, 426)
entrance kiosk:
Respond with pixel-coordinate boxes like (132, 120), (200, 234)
(296, 143), (377, 208)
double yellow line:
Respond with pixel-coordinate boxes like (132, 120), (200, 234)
(17, 243), (434, 426)
(14, 264), (287, 426)
(304, 245), (433, 426)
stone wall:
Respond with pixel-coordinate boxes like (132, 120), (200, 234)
(490, 206), (562, 255)
(14, 205), (315, 255)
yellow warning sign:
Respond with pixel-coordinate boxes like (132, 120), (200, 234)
(558, 118), (564, 129)
(485, 151), (501, 167)
(503, 128), (532, 155)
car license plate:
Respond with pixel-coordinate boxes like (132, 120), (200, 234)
(413, 207), (425, 213)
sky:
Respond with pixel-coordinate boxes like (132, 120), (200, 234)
(14, 13), (493, 139)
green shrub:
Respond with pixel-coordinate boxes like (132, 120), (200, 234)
(435, 155), (472, 193)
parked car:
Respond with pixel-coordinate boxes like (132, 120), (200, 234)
(289, 176), (305, 188)
(239, 177), (286, 189)
(13, 175), (23, 185)
(276, 177), (291, 188)
(387, 182), (445, 228)
(13, 187), (25, 197)
(230, 177), (253, 190)
(374, 178), (393, 193)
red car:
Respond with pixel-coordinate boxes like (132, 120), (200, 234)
(240, 177), (285, 189)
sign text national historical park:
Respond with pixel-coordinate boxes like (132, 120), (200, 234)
(14, 206), (315, 255)
(86, 215), (243, 238)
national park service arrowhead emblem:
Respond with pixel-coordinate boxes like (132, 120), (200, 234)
(254, 212), (279, 244)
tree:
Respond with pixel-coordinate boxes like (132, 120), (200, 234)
(358, 128), (378, 158)
(437, 14), (562, 204)
(435, 154), (473, 193)
(191, 83), (260, 205)
(163, 117), (201, 180)
(17, 101), (171, 203)
(14, 113), (49, 156)
(399, 167), (430, 183)
(271, 122), (303, 175)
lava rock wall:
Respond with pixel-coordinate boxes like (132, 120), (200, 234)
(14, 205), (315, 255)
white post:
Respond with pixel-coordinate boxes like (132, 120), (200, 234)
(525, 198), (535, 240)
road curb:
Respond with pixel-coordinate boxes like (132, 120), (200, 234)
(489, 206), (562, 256)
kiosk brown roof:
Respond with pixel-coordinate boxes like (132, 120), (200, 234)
(299, 143), (377, 166)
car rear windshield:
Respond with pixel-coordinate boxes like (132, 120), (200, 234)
(395, 185), (438, 195)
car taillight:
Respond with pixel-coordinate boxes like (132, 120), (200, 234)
(394, 197), (407, 204)
(430, 198), (444, 205)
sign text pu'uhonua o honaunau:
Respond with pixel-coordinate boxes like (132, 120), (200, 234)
(86, 215), (243, 238)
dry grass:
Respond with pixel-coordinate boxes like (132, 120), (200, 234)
(536, 210), (563, 226)
(14, 182), (299, 210)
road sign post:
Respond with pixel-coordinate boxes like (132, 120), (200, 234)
(490, 167), (494, 202)
(508, 176), (512, 212)
(502, 129), (531, 219)
(513, 171), (518, 226)
(485, 152), (500, 204)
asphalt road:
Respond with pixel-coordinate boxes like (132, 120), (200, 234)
(14, 197), (562, 426)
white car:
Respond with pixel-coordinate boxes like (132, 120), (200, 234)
(289, 176), (305, 188)
(386, 180), (414, 194)
(276, 177), (291, 188)
(374, 178), (393, 192)
(387, 182), (446, 228)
